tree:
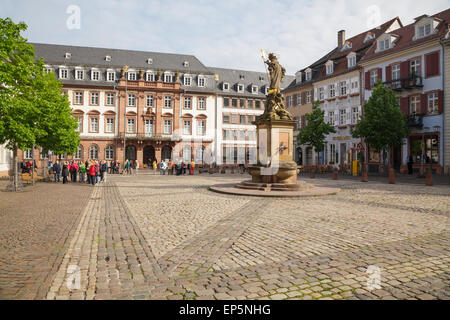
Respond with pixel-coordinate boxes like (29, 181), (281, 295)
(297, 101), (336, 167)
(0, 18), (79, 191)
(352, 81), (409, 169)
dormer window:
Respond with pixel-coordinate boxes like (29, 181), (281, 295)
(364, 32), (375, 43)
(237, 84), (244, 93)
(91, 69), (100, 81)
(44, 66), (53, 74)
(265, 86), (269, 95)
(305, 68), (312, 81)
(59, 68), (69, 79)
(198, 76), (205, 87)
(128, 72), (137, 81)
(347, 53), (356, 68)
(251, 85), (258, 94)
(184, 75), (192, 86)
(239, 75), (245, 80)
(164, 72), (174, 83)
(379, 38), (390, 51)
(65, 52), (71, 59)
(105, 55), (111, 62)
(147, 58), (153, 65)
(183, 61), (189, 67)
(295, 71), (302, 84)
(75, 69), (84, 80)
(222, 82), (230, 91)
(326, 61), (334, 75)
(341, 41), (352, 51)
(419, 24), (432, 38)
(107, 70), (115, 82)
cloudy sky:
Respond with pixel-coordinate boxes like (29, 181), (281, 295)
(1, 0), (449, 74)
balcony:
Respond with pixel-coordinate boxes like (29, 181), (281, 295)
(383, 74), (423, 91)
(407, 112), (423, 129)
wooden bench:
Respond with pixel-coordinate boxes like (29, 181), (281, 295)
(21, 171), (44, 183)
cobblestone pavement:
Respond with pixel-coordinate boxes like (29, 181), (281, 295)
(0, 180), (93, 299)
(22, 174), (450, 300)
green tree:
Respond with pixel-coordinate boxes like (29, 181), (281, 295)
(351, 81), (409, 169)
(0, 18), (79, 191)
(297, 101), (336, 167)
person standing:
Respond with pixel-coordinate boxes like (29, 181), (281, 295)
(89, 161), (96, 185)
(160, 160), (164, 175)
(152, 160), (157, 175)
(190, 160), (195, 175)
(73, 161), (78, 182)
(102, 161), (108, 182)
(79, 162), (86, 183)
(407, 154), (413, 175)
(62, 162), (69, 184)
(135, 160), (139, 175)
(53, 161), (61, 182)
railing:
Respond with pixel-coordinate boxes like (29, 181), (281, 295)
(383, 74), (423, 91)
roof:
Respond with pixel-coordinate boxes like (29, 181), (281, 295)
(31, 42), (212, 74)
(283, 16), (402, 90)
(360, 8), (450, 63)
(209, 66), (294, 97)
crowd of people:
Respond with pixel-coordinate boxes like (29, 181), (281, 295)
(49, 160), (109, 185)
(147, 159), (196, 176)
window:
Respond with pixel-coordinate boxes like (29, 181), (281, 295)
(223, 83), (230, 91)
(146, 95), (154, 107)
(247, 115), (253, 123)
(392, 64), (401, 88)
(198, 77), (205, 87)
(351, 81), (359, 90)
(24, 149), (33, 159)
(288, 96), (293, 107)
(326, 63), (334, 75)
(105, 55), (111, 62)
(75, 146), (82, 160)
(370, 70), (378, 88)
(128, 72), (137, 81)
(146, 73), (155, 82)
(105, 146), (114, 160)
(339, 109), (346, 125)
(183, 61), (189, 67)
(306, 91), (311, 103)
(255, 100), (261, 109)
(74, 92), (83, 105)
(44, 67), (53, 74)
(329, 84), (335, 98)
(240, 115), (246, 124)
(319, 87), (324, 100)
(164, 73), (173, 83)
(223, 97), (230, 107)
(89, 146), (98, 160)
(339, 82), (347, 96)
(75, 70), (84, 80)
(184, 76), (192, 86)
(295, 94), (301, 106)
(231, 114), (238, 124)
(183, 120), (191, 135)
(107, 71), (115, 82)
(351, 107), (360, 124)
(90, 92), (99, 105)
(198, 97), (205, 109)
(223, 114), (230, 123)
(379, 38), (390, 51)
(164, 120), (172, 134)
(329, 144), (336, 163)
(183, 146), (191, 162)
(427, 93), (438, 114)
(232, 99), (238, 108)
(91, 70), (100, 81)
(76, 117), (82, 132)
(147, 58), (153, 65)
(164, 96), (172, 108)
(128, 94), (136, 106)
(184, 97), (192, 109)
(418, 24), (432, 38)
(127, 118), (135, 133)
(410, 95), (420, 114)
(197, 120), (205, 135)
(252, 85), (258, 94)
(90, 118), (98, 132)
(240, 99), (245, 108)
(305, 69), (312, 81)
(60, 68), (69, 79)
(145, 119), (154, 135)
(328, 111), (335, 126)
(237, 84), (244, 92)
(106, 93), (115, 106)
(410, 59), (421, 76)
(348, 56), (356, 68)
(105, 118), (114, 133)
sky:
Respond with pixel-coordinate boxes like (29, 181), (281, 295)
(1, 0), (449, 75)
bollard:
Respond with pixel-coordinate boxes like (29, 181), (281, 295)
(425, 169), (433, 186)
(333, 168), (338, 180)
(388, 168), (395, 184)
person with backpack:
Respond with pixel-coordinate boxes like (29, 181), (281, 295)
(88, 161), (96, 185)
(53, 161), (61, 182)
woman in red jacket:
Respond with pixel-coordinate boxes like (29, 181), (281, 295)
(89, 161), (96, 186)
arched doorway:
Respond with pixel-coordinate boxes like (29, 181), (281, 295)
(161, 145), (172, 161)
(125, 145), (136, 162)
(143, 145), (155, 165)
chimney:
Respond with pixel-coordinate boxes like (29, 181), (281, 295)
(338, 30), (345, 49)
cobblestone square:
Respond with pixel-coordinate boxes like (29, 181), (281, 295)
(1, 174), (449, 300)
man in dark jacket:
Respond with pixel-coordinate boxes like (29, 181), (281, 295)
(53, 161), (61, 182)
(62, 162), (69, 184)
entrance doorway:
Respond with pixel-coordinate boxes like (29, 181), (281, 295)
(125, 145), (136, 162)
(161, 145), (172, 161)
(340, 143), (346, 164)
(143, 145), (155, 166)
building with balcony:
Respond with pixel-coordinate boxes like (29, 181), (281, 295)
(360, 8), (450, 174)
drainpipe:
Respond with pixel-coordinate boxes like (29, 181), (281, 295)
(441, 41), (446, 170)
